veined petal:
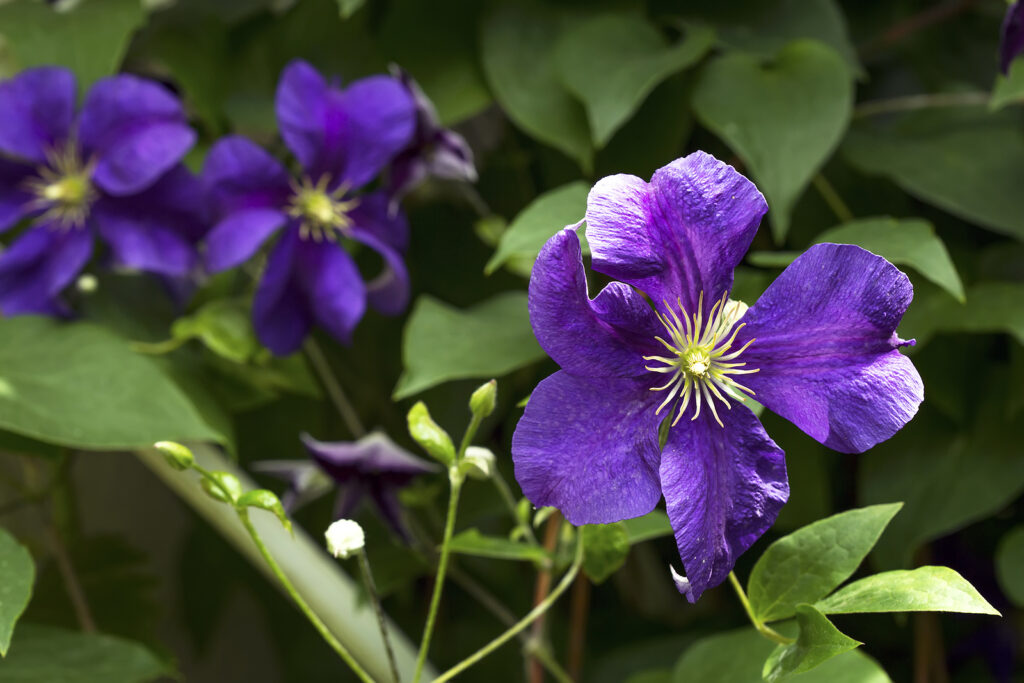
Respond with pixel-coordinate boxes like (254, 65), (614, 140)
(736, 243), (923, 454)
(0, 223), (92, 315)
(204, 208), (287, 273)
(253, 226), (311, 355)
(0, 67), (76, 164)
(585, 151), (767, 316)
(529, 228), (657, 378)
(202, 135), (292, 213)
(661, 406), (788, 603)
(511, 371), (663, 525)
(294, 237), (367, 346)
(78, 75), (196, 196)
(349, 192), (409, 314)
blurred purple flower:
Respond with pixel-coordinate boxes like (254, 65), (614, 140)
(254, 432), (437, 541)
(1001, 1), (1024, 74)
(0, 67), (201, 315)
(511, 151), (923, 602)
(386, 66), (476, 208)
(202, 60), (416, 355)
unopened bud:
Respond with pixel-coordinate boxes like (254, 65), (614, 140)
(469, 380), (497, 418)
(325, 519), (365, 559)
(154, 441), (194, 471)
(407, 401), (455, 466)
(201, 470), (242, 504)
(461, 446), (495, 480)
(76, 274), (98, 293)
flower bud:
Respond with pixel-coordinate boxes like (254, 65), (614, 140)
(469, 380), (497, 418)
(407, 401), (456, 466)
(325, 519), (365, 559)
(461, 446), (495, 480)
(76, 274), (98, 294)
(201, 470), (242, 504)
(154, 441), (194, 471)
(238, 489), (292, 533)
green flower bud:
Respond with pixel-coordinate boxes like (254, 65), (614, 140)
(407, 401), (456, 466)
(460, 446), (496, 480)
(469, 379), (498, 418)
(238, 489), (292, 533)
(154, 441), (194, 471)
(201, 470), (242, 504)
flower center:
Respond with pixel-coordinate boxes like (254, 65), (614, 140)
(287, 176), (359, 242)
(24, 143), (96, 230)
(644, 292), (758, 428)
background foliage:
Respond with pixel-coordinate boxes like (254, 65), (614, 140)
(0, 0), (1022, 681)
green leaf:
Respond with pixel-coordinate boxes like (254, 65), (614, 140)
(0, 624), (170, 682)
(582, 523), (630, 584)
(898, 281), (1024, 349)
(692, 40), (852, 241)
(843, 108), (1024, 242)
(336, 0), (365, 19)
(748, 217), (965, 302)
(995, 525), (1024, 607)
(816, 567), (1000, 616)
(485, 182), (589, 276)
(554, 14), (714, 146)
(748, 503), (902, 623)
(991, 58), (1024, 111)
(763, 605), (861, 682)
(481, 2), (592, 169)
(621, 510), (673, 544)
(237, 490), (291, 533)
(447, 529), (550, 564)
(394, 293), (545, 399)
(672, 628), (891, 683)
(0, 529), (33, 657)
(0, 318), (220, 449)
(171, 299), (258, 364)
(406, 402), (456, 467)
(0, 0), (145, 90)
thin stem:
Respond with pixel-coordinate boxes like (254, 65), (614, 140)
(304, 338), (366, 438)
(458, 414), (483, 458)
(491, 468), (539, 546)
(237, 509), (374, 683)
(728, 572), (793, 645)
(357, 549), (402, 683)
(412, 475), (463, 682)
(811, 175), (854, 224)
(433, 535), (585, 683)
(567, 575), (591, 681)
(853, 92), (989, 119)
(130, 337), (187, 355)
(529, 515), (563, 683)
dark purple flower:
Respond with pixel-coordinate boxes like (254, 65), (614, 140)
(386, 66), (477, 208)
(511, 152), (923, 602)
(1001, 1), (1024, 75)
(0, 67), (201, 315)
(254, 432), (438, 541)
(202, 60), (416, 355)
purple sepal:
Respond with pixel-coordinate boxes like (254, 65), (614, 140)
(0, 223), (92, 316)
(1001, 1), (1024, 75)
(0, 67), (75, 164)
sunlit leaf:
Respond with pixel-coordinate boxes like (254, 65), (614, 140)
(815, 567), (999, 616)
(0, 529), (33, 657)
(763, 605), (861, 682)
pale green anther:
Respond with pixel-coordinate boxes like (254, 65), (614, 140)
(287, 175), (359, 242)
(24, 143), (96, 229)
(644, 292), (759, 428)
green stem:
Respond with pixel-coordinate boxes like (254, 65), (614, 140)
(130, 337), (187, 355)
(853, 91), (989, 119)
(304, 339), (366, 438)
(433, 535), (585, 683)
(728, 572), (793, 645)
(491, 469), (539, 546)
(237, 509), (374, 683)
(412, 474), (463, 682)
(811, 174), (854, 224)
(358, 549), (402, 683)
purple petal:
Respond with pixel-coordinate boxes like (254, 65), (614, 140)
(349, 193), (409, 314)
(0, 67), (75, 163)
(294, 236), (367, 346)
(1001, 1), (1024, 75)
(511, 371), (663, 525)
(275, 60), (416, 187)
(585, 151), (767, 317)
(0, 223), (92, 315)
(736, 243), (924, 454)
(302, 432), (437, 479)
(204, 208), (287, 273)
(661, 407), (788, 603)
(77, 75), (196, 196)
(368, 483), (413, 541)
(253, 226), (312, 355)
(528, 228), (658, 378)
(202, 135), (292, 214)
(0, 158), (35, 232)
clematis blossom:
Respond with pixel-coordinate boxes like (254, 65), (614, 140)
(511, 152), (923, 602)
(0, 67), (202, 315)
(254, 432), (437, 541)
(1001, 1), (1024, 75)
(202, 59), (416, 355)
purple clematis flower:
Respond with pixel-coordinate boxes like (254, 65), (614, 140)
(511, 152), (923, 602)
(253, 432), (437, 541)
(1001, 1), (1024, 75)
(386, 66), (477, 207)
(0, 67), (201, 315)
(202, 59), (416, 355)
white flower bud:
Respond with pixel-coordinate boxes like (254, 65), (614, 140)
(462, 446), (495, 480)
(325, 519), (365, 559)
